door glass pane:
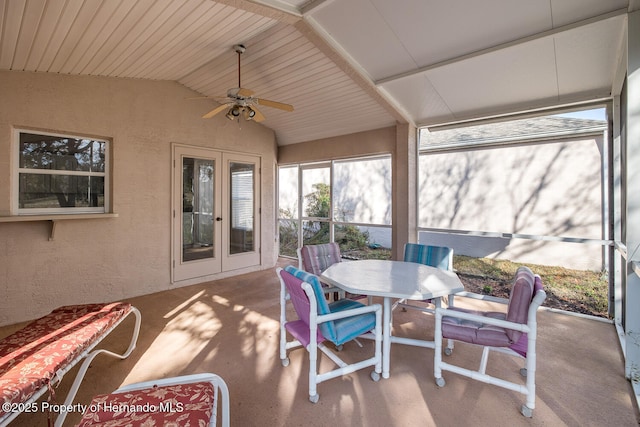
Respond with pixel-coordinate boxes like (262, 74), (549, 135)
(229, 162), (254, 254)
(182, 157), (215, 262)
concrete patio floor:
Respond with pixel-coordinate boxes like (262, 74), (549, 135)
(3, 258), (638, 426)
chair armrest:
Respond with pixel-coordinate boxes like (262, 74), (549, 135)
(316, 303), (382, 324)
(454, 291), (509, 305)
(435, 306), (530, 334)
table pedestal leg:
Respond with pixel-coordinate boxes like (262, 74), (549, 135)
(382, 297), (391, 379)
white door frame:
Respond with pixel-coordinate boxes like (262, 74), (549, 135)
(172, 144), (261, 282)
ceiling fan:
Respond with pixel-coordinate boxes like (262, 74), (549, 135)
(200, 44), (294, 122)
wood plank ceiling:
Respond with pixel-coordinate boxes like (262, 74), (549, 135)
(0, 0), (632, 145)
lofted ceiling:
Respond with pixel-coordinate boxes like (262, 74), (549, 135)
(0, 0), (633, 145)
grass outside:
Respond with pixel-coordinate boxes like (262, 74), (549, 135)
(342, 247), (609, 319)
(453, 255), (609, 318)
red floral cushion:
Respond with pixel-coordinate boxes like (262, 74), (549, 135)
(0, 303), (132, 417)
(76, 381), (215, 426)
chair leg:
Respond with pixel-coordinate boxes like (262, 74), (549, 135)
(522, 336), (537, 417)
(444, 340), (454, 356)
(479, 347), (490, 375)
(434, 310), (445, 386)
(308, 339), (319, 403)
(279, 288), (289, 365)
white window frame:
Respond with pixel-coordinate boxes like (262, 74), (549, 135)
(13, 129), (110, 215)
(277, 155), (393, 256)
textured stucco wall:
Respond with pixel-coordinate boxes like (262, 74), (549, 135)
(0, 70), (278, 325)
(277, 126), (396, 164)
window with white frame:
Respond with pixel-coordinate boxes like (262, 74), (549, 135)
(278, 155), (392, 258)
(15, 130), (109, 214)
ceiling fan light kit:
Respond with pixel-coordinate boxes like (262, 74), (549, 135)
(200, 44), (294, 123)
(225, 106), (241, 120)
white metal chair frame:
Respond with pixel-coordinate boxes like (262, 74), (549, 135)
(277, 267), (382, 403)
(434, 287), (547, 417)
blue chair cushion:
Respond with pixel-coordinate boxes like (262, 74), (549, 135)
(283, 265), (374, 345)
(328, 299), (376, 346)
(404, 243), (451, 270)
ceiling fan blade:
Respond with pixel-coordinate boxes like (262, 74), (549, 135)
(202, 103), (231, 119)
(256, 98), (294, 112)
(251, 106), (266, 123)
(227, 87), (255, 98)
(237, 87), (255, 97)
(188, 95), (229, 103)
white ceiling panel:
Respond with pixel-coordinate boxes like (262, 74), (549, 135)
(309, 0), (416, 80)
(379, 73), (453, 125)
(554, 15), (626, 97)
(368, 0), (553, 75)
(423, 38), (560, 123)
(550, 0), (628, 27)
(0, 0), (632, 144)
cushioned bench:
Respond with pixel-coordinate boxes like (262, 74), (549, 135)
(0, 302), (141, 427)
(76, 373), (230, 427)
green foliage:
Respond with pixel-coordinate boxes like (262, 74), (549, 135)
(278, 208), (298, 257)
(279, 181), (375, 252)
(335, 224), (370, 250)
(278, 219), (298, 257)
(305, 183), (330, 218)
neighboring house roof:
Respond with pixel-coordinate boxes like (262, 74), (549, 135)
(420, 116), (607, 151)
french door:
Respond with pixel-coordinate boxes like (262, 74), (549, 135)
(172, 145), (260, 282)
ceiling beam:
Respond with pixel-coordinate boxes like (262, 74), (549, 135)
(301, 0), (336, 15)
(214, 0), (301, 23)
(376, 7), (628, 86)
(423, 92), (612, 131)
(612, 16), (628, 97)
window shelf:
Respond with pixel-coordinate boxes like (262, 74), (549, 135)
(0, 213), (118, 240)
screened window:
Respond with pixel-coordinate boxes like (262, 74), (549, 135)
(333, 157), (392, 225)
(278, 156), (392, 258)
(417, 108), (607, 270)
(16, 130), (109, 214)
(418, 114), (605, 237)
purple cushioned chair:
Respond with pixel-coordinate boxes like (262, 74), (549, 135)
(298, 243), (354, 301)
(297, 243), (344, 300)
(277, 266), (382, 403)
(434, 266), (546, 417)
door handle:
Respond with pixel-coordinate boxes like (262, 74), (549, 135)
(216, 217), (223, 221)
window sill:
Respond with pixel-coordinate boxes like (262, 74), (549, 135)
(0, 213), (118, 240)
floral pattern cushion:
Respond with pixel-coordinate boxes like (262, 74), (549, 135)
(0, 303), (133, 418)
(76, 381), (215, 426)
